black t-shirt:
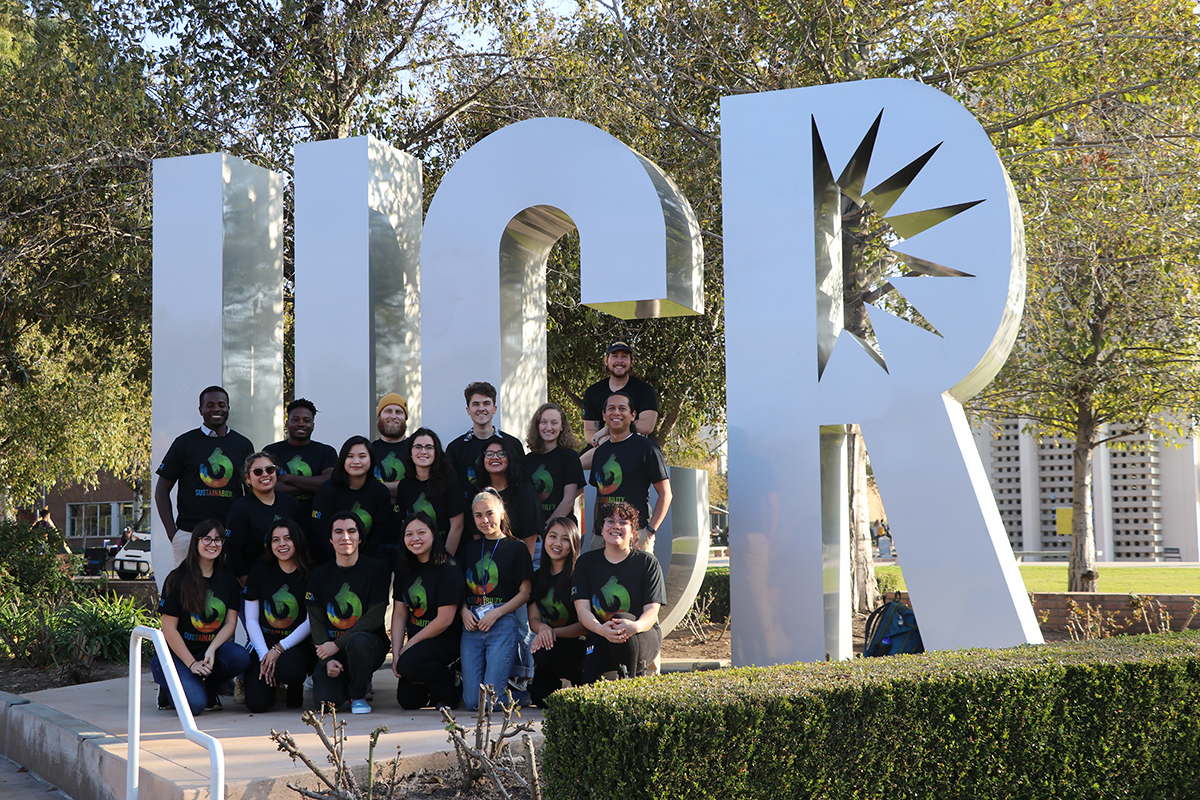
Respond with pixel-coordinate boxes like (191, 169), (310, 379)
(372, 438), (408, 484)
(525, 447), (585, 519)
(459, 536), (533, 611)
(157, 428), (256, 530)
(263, 439), (339, 524)
(533, 570), (578, 629)
(588, 433), (669, 531)
(304, 555), (391, 646)
(243, 561), (308, 644)
(464, 480), (544, 542)
(395, 476), (467, 539)
(159, 568), (243, 656)
(309, 479), (397, 563)
(225, 492), (303, 576)
(581, 375), (659, 425)
(445, 430), (524, 497)
(393, 558), (463, 641)
(571, 549), (665, 627)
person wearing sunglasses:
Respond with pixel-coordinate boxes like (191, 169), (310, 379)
(153, 519), (250, 714)
(225, 452), (302, 585)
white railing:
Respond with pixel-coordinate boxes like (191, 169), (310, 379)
(127, 626), (225, 800)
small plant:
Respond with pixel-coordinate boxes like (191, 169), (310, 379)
(1128, 594), (1173, 634)
(1066, 598), (1129, 641)
(679, 590), (731, 645)
(875, 570), (903, 596)
(441, 686), (542, 799)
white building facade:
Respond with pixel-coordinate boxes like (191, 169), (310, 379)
(974, 419), (1200, 561)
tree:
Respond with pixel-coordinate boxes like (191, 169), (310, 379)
(577, 0), (1200, 592)
(0, 0), (188, 507)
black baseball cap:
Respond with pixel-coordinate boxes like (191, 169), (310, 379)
(606, 340), (633, 355)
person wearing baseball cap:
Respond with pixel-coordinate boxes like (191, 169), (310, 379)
(579, 341), (659, 470)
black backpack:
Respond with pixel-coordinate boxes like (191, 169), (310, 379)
(864, 598), (924, 657)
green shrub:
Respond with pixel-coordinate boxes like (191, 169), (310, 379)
(543, 631), (1200, 800)
(0, 592), (156, 666)
(698, 567), (729, 623)
(0, 520), (80, 601)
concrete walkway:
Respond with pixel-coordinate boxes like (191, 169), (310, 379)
(0, 754), (71, 799)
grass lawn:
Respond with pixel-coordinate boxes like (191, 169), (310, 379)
(876, 564), (1200, 594)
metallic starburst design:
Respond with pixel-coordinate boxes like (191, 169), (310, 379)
(813, 111), (983, 379)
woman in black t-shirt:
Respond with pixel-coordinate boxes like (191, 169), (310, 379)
(153, 519), (250, 714)
(524, 403), (585, 524)
(391, 512), (464, 709)
(310, 436), (396, 564)
(242, 519), (317, 712)
(528, 516), (586, 706)
(396, 428), (466, 556)
(572, 502), (665, 683)
(226, 452), (302, 580)
(470, 438), (543, 558)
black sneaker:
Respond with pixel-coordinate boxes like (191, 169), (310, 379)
(157, 686), (174, 711)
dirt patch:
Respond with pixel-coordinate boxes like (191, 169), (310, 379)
(0, 659), (129, 696)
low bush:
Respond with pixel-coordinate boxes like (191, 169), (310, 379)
(697, 567), (729, 623)
(0, 592), (156, 666)
(543, 631), (1200, 800)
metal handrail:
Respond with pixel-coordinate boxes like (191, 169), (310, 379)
(127, 625), (225, 800)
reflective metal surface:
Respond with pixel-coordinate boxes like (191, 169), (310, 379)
(724, 79), (1038, 666)
(655, 466), (711, 635)
(419, 117), (704, 438)
(151, 154), (284, 590)
(293, 137), (423, 445)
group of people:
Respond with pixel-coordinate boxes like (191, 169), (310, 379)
(151, 341), (674, 715)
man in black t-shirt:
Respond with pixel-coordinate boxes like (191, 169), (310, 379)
(305, 512), (391, 713)
(588, 391), (671, 552)
(264, 398), (338, 530)
(155, 385), (256, 569)
(444, 381), (524, 495)
(372, 392), (409, 503)
(581, 341), (659, 470)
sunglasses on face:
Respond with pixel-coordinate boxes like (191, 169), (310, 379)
(251, 466), (277, 476)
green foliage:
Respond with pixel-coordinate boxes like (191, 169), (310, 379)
(0, 592), (155, 667)
(543, 631), (1200, 800)
(697, 567), (729, 624)
(0, 520), (79, 600)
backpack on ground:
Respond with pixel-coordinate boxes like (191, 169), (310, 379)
(863, 597), (924, 657)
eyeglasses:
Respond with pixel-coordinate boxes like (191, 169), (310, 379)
(602, 518), (632, 529)
(200, 536), (225, 546)
(251, 466), (277, 476)
(411, 443), (436, 452)
(484, 451), (507, 461)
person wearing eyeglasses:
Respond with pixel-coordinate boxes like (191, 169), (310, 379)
(470, 438), (544, 560)
(152, 518), (250, 714)
(395, 428), (467, 556)
(304, 512), (391, 714)
(445, 381), (524, 497)
(225, 452), (303, 584)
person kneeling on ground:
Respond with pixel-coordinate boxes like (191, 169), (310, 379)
(305, 512), (391, 714)
(572, 502), (664, 683)
(391, 512), (464, 710)
(529, 516), (586, 705)
(242, 520), (317, 712)
(153, 519), (250, 714)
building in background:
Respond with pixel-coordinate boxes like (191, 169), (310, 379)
(974, 419), (1200, 562)
(43, 473), (146, 553)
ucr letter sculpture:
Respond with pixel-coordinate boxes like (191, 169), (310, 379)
(151, 121), (711, 627)
(724, 79), (1041, 665)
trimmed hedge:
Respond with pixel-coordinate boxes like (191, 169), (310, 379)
(543, 631), (1200, 799)
(698, 566), (729, 623)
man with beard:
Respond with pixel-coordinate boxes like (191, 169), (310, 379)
(580, 342), (659, 470)
(372, 393), (409, 504)
(155, 386), (256, 568)
(264, 398), (338, 530)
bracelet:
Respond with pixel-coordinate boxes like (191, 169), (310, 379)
(272, 644), (284, 654)
(190, 660), (197, 669)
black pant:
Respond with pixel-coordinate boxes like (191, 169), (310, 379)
(312, 632), (388, 708)
(531, 636), (585, 706)
(394, 633), (462, 710)
(244, 644), (317, 713)
(581, 614), (662, 684)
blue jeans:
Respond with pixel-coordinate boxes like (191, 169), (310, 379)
(460, 612), (519, 711)
(151, 642), (250, 715)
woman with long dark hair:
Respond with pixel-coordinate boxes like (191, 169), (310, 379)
(226, 451), (302, 582)
(470, 437), (543, 558)
(241, 519), (317, 712)
(527, 516), (586, 706)
(396, 428), (467, 555)
(310, 436), (395, 564)
(153, 519), (250, 714)
(391, 512), (463, 709)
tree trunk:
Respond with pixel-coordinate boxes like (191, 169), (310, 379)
(847, 425), (880, 612)
(1069, 410), (1099, 592)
